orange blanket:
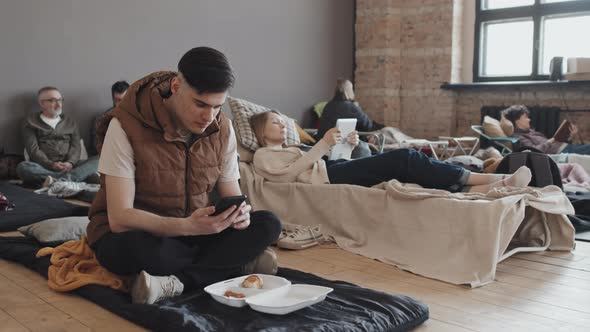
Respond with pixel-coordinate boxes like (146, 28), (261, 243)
(36, 237), (127, 292)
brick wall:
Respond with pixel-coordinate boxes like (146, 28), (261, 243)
(355, 0), (402, 127)
(355, 0), (590, 141)
(355, 0), (456, 138)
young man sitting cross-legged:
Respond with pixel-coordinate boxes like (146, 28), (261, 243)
(88, 47), (282, 304)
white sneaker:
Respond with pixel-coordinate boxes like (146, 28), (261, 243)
(131, 270), (184, 304)
(34, 179), (99, 197)
(277, 223), (323, 250)
(47, 180), (86, 198)
(33, 176), (58, 195)
(273, 222), (300, 245)
(42, 175), (55, 188)
(83, 183), (100, 192)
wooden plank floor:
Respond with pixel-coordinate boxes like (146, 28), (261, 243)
(1, 232), (590, 331)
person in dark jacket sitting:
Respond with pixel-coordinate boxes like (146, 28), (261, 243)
(317, 79), (384, 158)
(503, 105), (589, 155)
(16, 86), (99, 186)
(90, 81), (130, 155)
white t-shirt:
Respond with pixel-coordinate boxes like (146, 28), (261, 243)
(98, 118), (240, 182)
(40, 114), (61, 129)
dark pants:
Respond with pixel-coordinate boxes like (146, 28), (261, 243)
(326, 148), (466, 190)
(92, 210), (282, 291)
(562, 144), (590, 155)
(351, 140), (372, 159)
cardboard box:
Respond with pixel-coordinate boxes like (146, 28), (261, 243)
(567, 57), (590, 74)
(564, 72), (590, 81)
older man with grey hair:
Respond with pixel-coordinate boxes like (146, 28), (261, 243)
(16, 86), (99, 187)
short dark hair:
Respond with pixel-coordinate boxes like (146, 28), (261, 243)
(37, 86), (60, 96)
(502, 105), (530, 125)
(111, 81), (130, 96)
(178, 47), (235, 93)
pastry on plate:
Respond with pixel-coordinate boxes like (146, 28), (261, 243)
(240, 275), (263, 289)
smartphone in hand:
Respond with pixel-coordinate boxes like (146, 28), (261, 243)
(212, 195), (247, 216)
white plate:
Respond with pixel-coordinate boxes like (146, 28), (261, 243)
(246, 284), (333, 315)
(204, 274), (291, 308)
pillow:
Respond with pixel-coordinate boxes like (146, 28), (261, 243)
(482, 116), (513, 150)
(482, 116), (507, 138)
(17, 216), (89, 245)
(237, 143), (254, 163)
(228, 96), (300, 151)
(500, 114), (514, 136)
(295, 123), (316, 145)
(312, 101), (328, 119)
(445, 155), (484, 173)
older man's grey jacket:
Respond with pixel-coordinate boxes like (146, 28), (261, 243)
(22, 113), (81, 169)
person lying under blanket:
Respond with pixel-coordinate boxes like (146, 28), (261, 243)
(250, 111), (532, 193)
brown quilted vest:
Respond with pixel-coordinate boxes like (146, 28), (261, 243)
(87, 71), (230, 245)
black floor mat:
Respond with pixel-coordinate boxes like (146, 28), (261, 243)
(71, 190), (96, 203)
(575, 230), (590, 242)
(0, 182), (88, 231)
(569, 215), (590, 233)
(0, 236), (429, 331)
(566, 191), (590, 236)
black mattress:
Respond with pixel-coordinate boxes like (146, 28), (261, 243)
(0, 236), (429, 331)
(71, 190), (96, 204)
(566, 191), (590, 234)
(0, 182), (89, 231)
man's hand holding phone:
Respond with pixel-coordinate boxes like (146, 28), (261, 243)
(183, 195), (251, 235)
(212, 195), (251, 230)
(231, 202), (251, 230)
(183, 204), (240, 236)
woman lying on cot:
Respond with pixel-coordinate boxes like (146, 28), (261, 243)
(249, 111), (531, 193)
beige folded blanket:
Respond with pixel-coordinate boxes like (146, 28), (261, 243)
(240, 162), (575, 287)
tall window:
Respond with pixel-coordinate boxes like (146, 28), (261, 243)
(474, 0), (590, 81)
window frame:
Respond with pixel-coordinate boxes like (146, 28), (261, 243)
(473, 0), (590, 82)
